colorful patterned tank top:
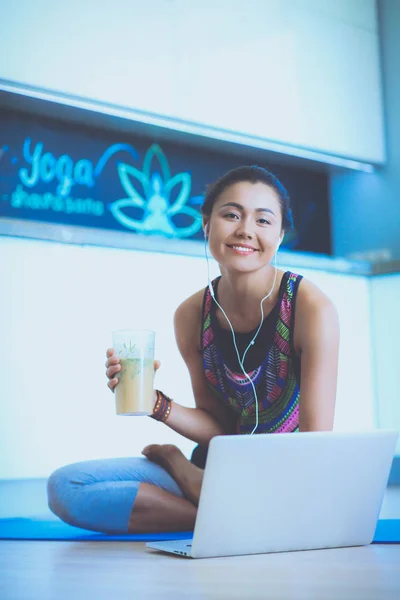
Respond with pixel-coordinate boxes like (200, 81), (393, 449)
(201, 271), (303, 434)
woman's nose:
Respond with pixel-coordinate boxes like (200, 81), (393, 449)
(235, 222), (254, 239)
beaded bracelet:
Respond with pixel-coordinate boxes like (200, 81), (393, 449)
(150, 390), (172, 422)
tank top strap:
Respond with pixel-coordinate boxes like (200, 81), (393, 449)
(275, 272), (303, 355)
(200, 278), (220, 353)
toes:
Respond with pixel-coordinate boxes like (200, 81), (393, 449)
(142, 444), (160, 457)
(163, 444), (185, 458)
(141, 443), (184, 462)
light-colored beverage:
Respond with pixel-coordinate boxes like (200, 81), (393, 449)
(112, 329), (155, 416)
(115, 357), (154, 416)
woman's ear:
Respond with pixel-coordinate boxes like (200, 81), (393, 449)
(203, 219), (210, 238)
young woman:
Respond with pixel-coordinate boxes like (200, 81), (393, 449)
(47, 166), (339, 534)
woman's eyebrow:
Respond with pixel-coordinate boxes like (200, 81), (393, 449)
(219, 202), (276, 216)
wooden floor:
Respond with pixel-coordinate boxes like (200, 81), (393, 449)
(1, 541), (400, 599)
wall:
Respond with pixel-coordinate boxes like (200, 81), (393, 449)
(330, 0), (400, 260)
(370, 274), (400, 451)
(0, 0), (384, 164)
(0, 236), (377, 480)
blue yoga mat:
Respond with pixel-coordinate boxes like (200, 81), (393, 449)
(0, 518), (193, 542)
(373, 519), (400, 543)
(0, 518), (399, 543)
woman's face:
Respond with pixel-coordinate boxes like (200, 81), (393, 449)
(204, 181), (283, 273)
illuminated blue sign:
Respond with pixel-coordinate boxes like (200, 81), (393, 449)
(110, 144), (202, 237)
(0, 109), (331, 254)
(1, 113), (204, 240)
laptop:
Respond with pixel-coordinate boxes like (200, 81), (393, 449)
(146, 429), (398, 559)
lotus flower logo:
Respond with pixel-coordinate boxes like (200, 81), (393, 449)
(109, 144), (203, 238)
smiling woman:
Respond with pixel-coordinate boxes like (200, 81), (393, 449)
(47, 165), (340, 536)
(204, 181), (284, 273)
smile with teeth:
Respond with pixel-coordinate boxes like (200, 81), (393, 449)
(228, 245), (257, 254)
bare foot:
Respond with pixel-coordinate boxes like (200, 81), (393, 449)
(142, 444), (204, 506)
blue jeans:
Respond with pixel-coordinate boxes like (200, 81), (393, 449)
(47, 456), (185, 534)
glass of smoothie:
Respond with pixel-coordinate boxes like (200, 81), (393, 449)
(112, 329), (155, 416)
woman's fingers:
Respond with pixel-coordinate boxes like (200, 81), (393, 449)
(106, 348), (119, 393)
(106, 363), (121, 379)
(105, 350), (159, 394)
(107, 378), (118, 392)
(105, 354), (120, 369)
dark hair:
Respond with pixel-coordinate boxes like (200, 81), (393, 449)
(201, 165), (293, 231)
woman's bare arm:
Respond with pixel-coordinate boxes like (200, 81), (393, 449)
(294, 279), (340, 432)
(161, 291), (237, 446)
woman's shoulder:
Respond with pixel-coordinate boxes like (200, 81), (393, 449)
(294, 274), (338, 337)
(174, 286), (207, 321)
(295, 275), (336, 311)
(173, 286), (208, 355)
(291, 275), (339, 353)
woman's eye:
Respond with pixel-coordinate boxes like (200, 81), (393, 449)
(258, 218), (271, 225)
(224, 212), (239, 219)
